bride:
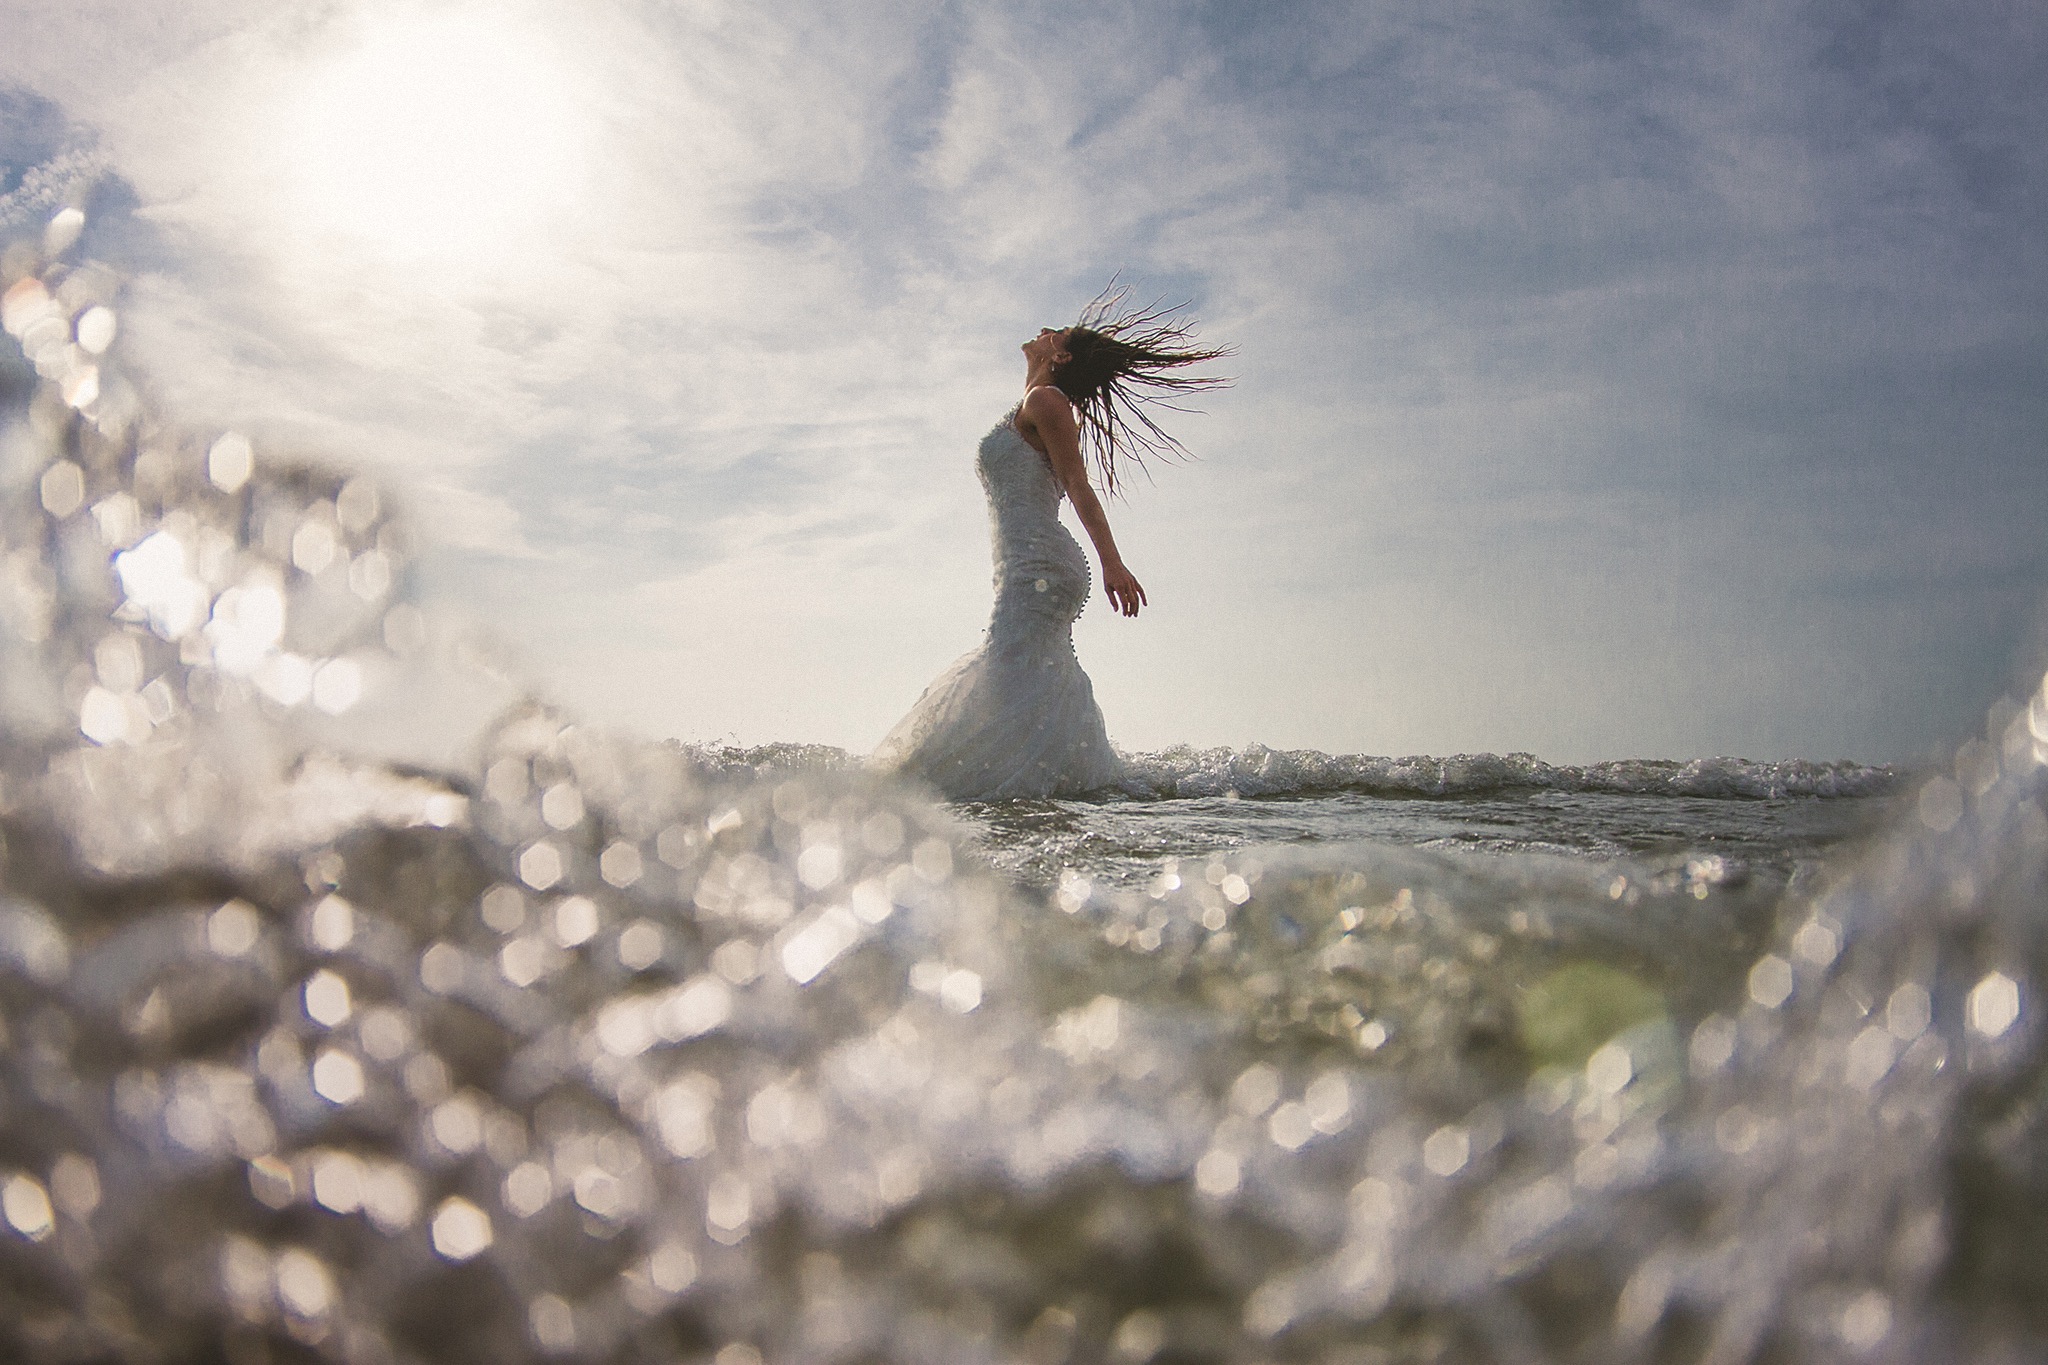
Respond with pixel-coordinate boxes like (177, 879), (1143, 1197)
(873, 287), (1228, 801)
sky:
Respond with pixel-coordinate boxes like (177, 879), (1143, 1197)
(2, 0), (2043, 765)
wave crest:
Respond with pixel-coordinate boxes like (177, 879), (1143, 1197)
(1117, 744), (1898, 800)
(673, 741), (1896, 801)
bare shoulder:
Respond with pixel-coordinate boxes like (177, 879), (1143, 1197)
(1018, 384), (1078, 435)
(1015, 384), (1081, 448)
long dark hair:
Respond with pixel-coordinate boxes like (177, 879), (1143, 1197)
(1052, 282), (1233, 495)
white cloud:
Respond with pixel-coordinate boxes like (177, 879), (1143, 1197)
(410, 482), (542, 558)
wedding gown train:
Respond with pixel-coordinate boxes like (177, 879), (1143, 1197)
(872, 408), (1124, 800)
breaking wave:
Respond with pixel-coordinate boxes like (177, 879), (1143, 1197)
(1117, 746), (1896, 800)
(679, 740), (1897, 802)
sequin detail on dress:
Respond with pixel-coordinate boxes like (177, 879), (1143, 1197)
(872, 410), (1123, 799)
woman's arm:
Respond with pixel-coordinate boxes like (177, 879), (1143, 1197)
(1020, 386), (1148, 617)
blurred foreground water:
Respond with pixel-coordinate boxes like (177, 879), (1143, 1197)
(4, 216), (2048, 1364)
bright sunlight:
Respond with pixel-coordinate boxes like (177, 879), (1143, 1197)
(276, 8), (590, 266)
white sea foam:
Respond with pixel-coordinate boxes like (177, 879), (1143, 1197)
(679, 738), (1897, 801)
(1118, 745), (1896, 800)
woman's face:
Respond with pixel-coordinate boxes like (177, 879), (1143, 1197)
(1022, 326), (1072, 369)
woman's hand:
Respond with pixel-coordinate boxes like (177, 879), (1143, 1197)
(1103, 561), (1147, 617)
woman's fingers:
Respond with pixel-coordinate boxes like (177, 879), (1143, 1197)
(1105, 570), (1146, 616)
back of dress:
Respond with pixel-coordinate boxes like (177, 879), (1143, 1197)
(872, 411), (1123, 800)
(979, 414), (1094, 666)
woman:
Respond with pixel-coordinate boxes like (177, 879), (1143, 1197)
(873, 287), (1229, 800)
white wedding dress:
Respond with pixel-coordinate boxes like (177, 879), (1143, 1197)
(873, 408), (1124, 800)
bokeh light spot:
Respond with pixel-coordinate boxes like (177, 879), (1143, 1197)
(519, 843), (563, 891)
(600, 841), (643, 888)
(618, 920), (664, 970)
(208, 434), (253, 493)
(312, 657), (363, 715)
(529, 1293), (575, 1352)
(1967, 972), (2020, 1038)
(275, 1248), (335, 1318)
(1422, 1125), (1470, 1177)
(310, 895), (355, 952)
(1918, 777), (1963, 832)
(303, 970), (352, 1027)
(2, 1174), (55, 1241)
(430, 1197), (493, 1261)
(311, 1048), (365, 1105)
(1195, 1149), (1241, 1197)
(39, 461), (83, 519)
(554, 895), (599, 947)
(1748, 955), (1794, 1010)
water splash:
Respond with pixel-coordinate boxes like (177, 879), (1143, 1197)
(2, 211), (2045, 1365)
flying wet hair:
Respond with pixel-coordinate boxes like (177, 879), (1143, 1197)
(1051, 281), (1233, 496)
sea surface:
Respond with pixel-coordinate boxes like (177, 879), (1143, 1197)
(957, 782), (1891, 895)
(5, 222), (2048, 1364)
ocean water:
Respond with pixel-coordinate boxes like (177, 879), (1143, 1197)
(5, 221), (2048, 1365)
(700, 741), (1895, 906)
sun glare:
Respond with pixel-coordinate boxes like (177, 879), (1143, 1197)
(279, 10), (589, 266)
